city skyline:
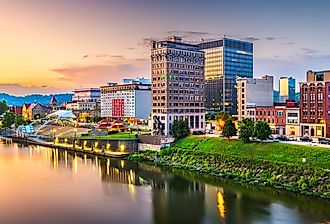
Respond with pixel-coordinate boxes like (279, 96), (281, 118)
(1, 0), (330, 95)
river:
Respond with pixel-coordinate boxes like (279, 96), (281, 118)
(0, 142), (329, 224)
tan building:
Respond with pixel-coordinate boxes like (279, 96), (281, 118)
(237, 75), (274, 121)
(286, 106), (300, 137)
(151, 36), (205, 136)
(22, 103), (50, 120)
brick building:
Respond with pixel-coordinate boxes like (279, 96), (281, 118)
(300, 70), (330, 138)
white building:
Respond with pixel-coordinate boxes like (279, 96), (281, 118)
(123, 77), (151, 84)
(286, 106), (300, 136)
(72, 88), (100, 102)
(237, 75), (274, 121)
(101, 81), (151, 119)
(66, 88), (101, 116)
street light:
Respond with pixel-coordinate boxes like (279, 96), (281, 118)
(52, 128), (57, 144)
(73, 128), (77, 149)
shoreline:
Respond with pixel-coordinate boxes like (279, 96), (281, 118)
(128, 146), (330, 200)
(10, 136), (130, 159)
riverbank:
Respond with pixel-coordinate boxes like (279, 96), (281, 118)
(10, 137), (130, 158)
(128, 136), (330, 199)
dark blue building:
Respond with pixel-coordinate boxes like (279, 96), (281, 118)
(199, 37), (253, 115)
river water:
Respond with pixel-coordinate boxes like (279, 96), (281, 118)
(0, 142), (329, 224)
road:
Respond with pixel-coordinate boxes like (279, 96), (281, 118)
(204, 133), (330, 148)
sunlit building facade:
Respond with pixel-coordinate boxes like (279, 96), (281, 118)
(300, 70), (330, 138)
(279, 77), (296, 103)
(151, 36), (205, 136)
(198, 38), (253, 115)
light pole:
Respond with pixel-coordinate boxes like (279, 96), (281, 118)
(73, 128), (77, 148)
(52, 128), (57, 144)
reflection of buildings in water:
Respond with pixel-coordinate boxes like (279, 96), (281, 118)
(217, 190), (226, 220)
(47, 148), (75, 171)
(151, 176), (206, 224)
(99, 159), (141, 186)
(205, 185), (272, 224)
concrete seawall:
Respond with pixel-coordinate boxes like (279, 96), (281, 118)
(11, 136), (136, 158)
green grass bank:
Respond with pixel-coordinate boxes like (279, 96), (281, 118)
(129, 136), (330, 199)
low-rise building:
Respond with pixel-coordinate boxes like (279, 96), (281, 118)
(66, 88), (101, 118)
(300, 70), (330, 138)
(22, 103), (50, 120)
(8, 106), (22, 115)
(237, 75), (274, 121)
(101, 80), (151, 120)
(286, 103), (300, 136)
(255, 104), (286, 135)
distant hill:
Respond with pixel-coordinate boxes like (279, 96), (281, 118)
(0, 93), (73, 106)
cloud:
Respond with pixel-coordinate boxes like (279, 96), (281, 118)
(51, 60), (149, 86)
(283, 42), (295, 45)
(266, 37), (276, 40)
(0, 84), (71, 95)
(242, 36), (260, 42)
(138, 37), (158, 47)
(136, 58), (149, 62)
(300, 48), (319, 54)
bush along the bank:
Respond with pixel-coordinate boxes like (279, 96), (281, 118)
(129, 148), (330, 199)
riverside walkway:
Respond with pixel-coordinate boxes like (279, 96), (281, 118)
(11, 137), (130, 158)
(0, 136), (13, 144)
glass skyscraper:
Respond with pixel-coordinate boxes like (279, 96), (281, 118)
(279, 77), (296, 103)
(198, 37), (253, 115)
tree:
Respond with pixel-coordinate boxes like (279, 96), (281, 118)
(0, 100), (8, 114)
(222, 118), (237, 139)
(170, 120), (190, 139)
(85, 116), (91, 123)
(239, 118), (255, 143)
(14, 115), (28, 127)
(2, 112), (15, 128)
(254, 121), (272, 140)
(216, 111), (230, 132)
(91, 115), (102, 123)
(206, 114), (216, 121)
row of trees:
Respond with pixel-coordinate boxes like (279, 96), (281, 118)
(221, 118), (272, 141)
(212, 111), (272, 142)
(1, 112), (30, 129)
(239, 118), (272, 142)
(170, 114), (272, 142)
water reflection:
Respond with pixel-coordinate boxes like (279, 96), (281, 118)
(0, 143), (329, 224)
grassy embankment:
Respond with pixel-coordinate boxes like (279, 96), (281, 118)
(129, 136), (330, 199)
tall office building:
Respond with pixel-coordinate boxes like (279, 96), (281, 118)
(198, 37), (253, 115)
(279, 77), (295, 103)
(151, 36), (205, 136)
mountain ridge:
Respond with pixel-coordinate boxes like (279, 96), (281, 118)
(0, 93), (73, 106)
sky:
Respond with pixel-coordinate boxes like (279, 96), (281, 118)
(1, 0), (330, 95)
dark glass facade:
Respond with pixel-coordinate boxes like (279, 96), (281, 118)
(199, 38), (253, 115)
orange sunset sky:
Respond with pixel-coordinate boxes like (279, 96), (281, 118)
(1, 0), (330, 95)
